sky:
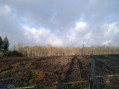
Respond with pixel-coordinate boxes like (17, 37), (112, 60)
(0, 0), (119, 48)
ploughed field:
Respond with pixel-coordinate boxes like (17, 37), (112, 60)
(0, 54), (119, 87)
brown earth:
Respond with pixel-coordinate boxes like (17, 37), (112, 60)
(0, 54), (119, 86)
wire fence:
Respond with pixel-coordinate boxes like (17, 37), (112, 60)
(93, 75), (119, 89)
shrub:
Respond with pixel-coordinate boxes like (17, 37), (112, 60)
(0, 51), (4, 57)
(3, 51), (23, 57)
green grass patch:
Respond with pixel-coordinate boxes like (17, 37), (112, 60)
(0, 70), (10, 76)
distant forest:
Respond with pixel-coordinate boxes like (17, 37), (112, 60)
(1, 35), (119, 57)
(18, 43), (119, 57)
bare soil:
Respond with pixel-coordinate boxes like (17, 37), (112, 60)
(0, 54), (119, 87)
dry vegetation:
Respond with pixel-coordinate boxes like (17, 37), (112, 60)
(18, 43), (119, 57)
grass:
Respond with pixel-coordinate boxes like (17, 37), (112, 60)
(0, 70), (10, 76)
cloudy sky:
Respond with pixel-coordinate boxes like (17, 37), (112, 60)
(0, 0), (119, 47)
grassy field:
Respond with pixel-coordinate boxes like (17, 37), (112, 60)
(0, 54), (119, 88)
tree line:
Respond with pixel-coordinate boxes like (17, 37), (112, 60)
(0, 36), (9, 52)
(1, 35), (119, 57)
(17, 43), (119, 57)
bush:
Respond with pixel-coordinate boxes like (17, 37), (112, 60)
(3, 51), (23, 57)
(0, 51), (4, 57)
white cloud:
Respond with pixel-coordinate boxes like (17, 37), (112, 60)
(103, 22), (119, 37)
(102, 40), (112, 45)
(48, 35), (63, 46)
(0, 0), (119, 47)
(84, 32), (92, 40)
(0, 5), (11, 15)
(22, 24), (63, 46)
(75, 22), (87, 31)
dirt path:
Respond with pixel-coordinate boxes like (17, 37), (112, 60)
(57, 56), (88, 83)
